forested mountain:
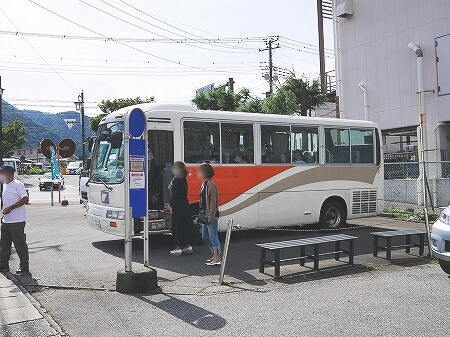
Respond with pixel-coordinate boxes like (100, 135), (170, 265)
(2, 100), (91, 157)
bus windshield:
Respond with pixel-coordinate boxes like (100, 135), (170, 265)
(90, 122), (125, 184)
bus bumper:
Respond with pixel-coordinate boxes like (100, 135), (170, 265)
(86, 203), (126, 236)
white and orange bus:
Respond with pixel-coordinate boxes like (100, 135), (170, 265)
(85, 103), (383, 236)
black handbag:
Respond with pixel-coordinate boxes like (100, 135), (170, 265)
(197, 211), (209, 225)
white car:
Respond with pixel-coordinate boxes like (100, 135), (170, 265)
(431, 206), (450, 275)
(39, 172), (64, 191)
(66, 161), (83, 175)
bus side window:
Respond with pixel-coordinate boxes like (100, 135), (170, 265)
(350, 129), (375, 164)
(261, 125), (290, 164)
(184, 121), (220, 164)
(221, 123), (254, 164)
(325, 128), (350, 163)
(291, 126), (319, 164)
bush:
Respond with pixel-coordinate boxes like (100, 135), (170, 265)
(29, 167), (49, 175)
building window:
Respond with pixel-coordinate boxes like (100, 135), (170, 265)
(221, 123), (254, 164)
(261, 125), (290, 163)
(183, 121), (220, 164)
(291, 126), (319, 164)
(325, 128), (350, 163)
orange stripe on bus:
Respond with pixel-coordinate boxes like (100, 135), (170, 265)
(186, 166), (292, 206)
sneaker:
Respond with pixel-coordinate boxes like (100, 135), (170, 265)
(0, 266), (10, 273)
(182, 247), (193, 254)
(170, 249), (183, 256)
(206, 257), (214, 262)
(15, 267), (29, 274)
(205, 260), (221, 266)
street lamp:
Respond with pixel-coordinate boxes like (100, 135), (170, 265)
(74, 91), (86, 169)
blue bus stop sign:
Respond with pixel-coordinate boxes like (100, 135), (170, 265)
(128, 108), (145, 137)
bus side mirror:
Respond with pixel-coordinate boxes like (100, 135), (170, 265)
(110, 131), (123, 149)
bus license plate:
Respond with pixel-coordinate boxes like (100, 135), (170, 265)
(93, 218), (101, 230)
(151, 221), (166, 230)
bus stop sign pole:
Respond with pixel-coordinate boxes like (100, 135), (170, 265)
(116, 108), (158, 293)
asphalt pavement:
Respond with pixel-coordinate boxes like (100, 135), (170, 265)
(22, 174), (81, 205)
(3, 203), (450, 336)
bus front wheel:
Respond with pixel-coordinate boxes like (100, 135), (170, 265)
(319, 200), (346, 229)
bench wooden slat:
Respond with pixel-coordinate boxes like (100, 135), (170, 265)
(256, 234), (357, 250)
(370, 229), (426, 237)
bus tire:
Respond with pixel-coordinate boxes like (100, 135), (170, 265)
(438, 259), (450, 275)
(319, 200), (346, 229)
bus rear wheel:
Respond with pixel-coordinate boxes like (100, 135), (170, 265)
(319, 200), (346, 229)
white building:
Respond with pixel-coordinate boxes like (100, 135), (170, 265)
(333, 0), (450, 160)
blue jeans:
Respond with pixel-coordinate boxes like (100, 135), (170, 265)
(202, 218), (221, 254)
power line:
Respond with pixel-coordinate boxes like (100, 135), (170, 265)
(78, 0), (257, 54)
(27, 0), (229, 73)
(116, 0), (256, 52)
(0, 8), (78, 92)
(281, 36), (334, 52)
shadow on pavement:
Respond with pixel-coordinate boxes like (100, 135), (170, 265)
(135, 293), (226, 331)
(92, 223), (428, 284)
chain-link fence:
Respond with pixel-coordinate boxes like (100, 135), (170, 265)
(384, 161), (450, 219)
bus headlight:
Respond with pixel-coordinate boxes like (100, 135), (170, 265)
(106, 210), (125, 220)
(438, 206), (450, 226)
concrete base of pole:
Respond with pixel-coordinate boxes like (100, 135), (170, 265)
(116, 267), (158, 293)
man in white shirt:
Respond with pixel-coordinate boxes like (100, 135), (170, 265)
(0, 165), (30, 273)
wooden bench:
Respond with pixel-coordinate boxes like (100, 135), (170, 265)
(256, 234), (358, 277)
(370, 228), (427, 261)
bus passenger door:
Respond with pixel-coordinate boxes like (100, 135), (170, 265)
(147, 128), (174, 210)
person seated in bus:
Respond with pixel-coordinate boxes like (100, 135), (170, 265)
(293, 150), (306, 164)
(168, 162), (193, 256)
(233, 151), (247, 164)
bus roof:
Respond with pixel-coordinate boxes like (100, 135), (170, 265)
(99, 103), (379, 128)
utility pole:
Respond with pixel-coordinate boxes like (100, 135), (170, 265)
(260, 37), (280, 95)
(74, 90), (86, 168)
(317, 0), (327, 94)
(80, 91), (85, 168)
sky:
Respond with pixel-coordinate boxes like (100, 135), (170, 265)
(0, 0), (334, 116)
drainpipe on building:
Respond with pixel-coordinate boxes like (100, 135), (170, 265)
(409, 42), (432, 257)
(433, 123), (444, 162)
(358, 84), (369, 121)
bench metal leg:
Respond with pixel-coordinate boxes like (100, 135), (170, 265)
(259, 248), (266, 274)
(419, 234), (425, 256)
(373, 236), (378, 257)
(349, 239), (355, 265)
(335, 241), (341, 261)
(386, 237), (392, 261)
(274, 249), (281, 277)
(300, 246), (306, 267)
(405, 235), (411, 254)
(313, 245), (320, 270)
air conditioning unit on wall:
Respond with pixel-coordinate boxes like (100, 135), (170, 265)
(336, 0), (354, 18)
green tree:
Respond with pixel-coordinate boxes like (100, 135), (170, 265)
(283, 74), (328, 116)
(192, 87), (264, 113)
(262, 87), (299, 115)
(3, 118), (26, 157)
(90, 96), (155, 132)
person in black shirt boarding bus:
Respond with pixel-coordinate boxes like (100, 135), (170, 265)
(0, 165), (30, 273)
(169, 161), (193, 256)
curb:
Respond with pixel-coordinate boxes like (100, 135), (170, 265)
(7, 273), (68, 337)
